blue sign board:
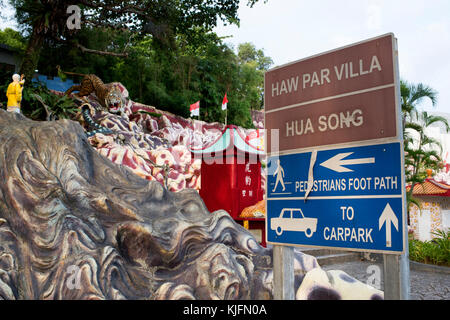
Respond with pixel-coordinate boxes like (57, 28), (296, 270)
(266, 142), (405, 253)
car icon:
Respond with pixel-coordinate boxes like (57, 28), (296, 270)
(270, 208), (318, 237)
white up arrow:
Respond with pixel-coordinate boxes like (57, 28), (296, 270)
(319, 152), (375, 173)
(378, 203), (399, 248)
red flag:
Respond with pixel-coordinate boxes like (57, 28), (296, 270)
(221, 93), (228, 111)
(245, 129), (260, 142)
(190, 101), (200, 116)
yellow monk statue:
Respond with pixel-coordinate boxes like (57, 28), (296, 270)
(6, 74), (25, 113)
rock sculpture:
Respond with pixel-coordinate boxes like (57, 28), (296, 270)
(0, 109), (383, 300)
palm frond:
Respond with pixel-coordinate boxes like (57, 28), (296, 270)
(405, 121), (423, 133)
(410, 83), (438, 107)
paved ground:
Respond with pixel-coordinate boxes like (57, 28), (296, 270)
(322, 260), (450, 300)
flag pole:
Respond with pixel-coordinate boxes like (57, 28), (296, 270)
(223, 87), (229, 127)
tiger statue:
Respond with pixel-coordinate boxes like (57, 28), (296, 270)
(57, 66), (124, 115)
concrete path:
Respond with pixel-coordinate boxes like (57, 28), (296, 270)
(322, 260), (450, 300)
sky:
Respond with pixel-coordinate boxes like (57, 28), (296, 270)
(214, 0), (450, 114)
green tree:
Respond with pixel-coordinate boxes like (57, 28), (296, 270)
(9, 0), (75, 81)
(0, 27), (26, 52)
(400, 80), (442, 216)
(106, 30), (271, 127)
(237, 42), (273, 71)
(404, 110), (449, 216)
(0, 28), (27, 86)
(400, 79), (437, 126)
(235, 42), (272, 110)
(6, 0), (262, 82)
(3, 0), (271, 128)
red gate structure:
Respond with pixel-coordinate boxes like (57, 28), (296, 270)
(189, 125), (266, 246)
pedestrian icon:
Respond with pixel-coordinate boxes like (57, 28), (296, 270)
(272, 159), (286, 192)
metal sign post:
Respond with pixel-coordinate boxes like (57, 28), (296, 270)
(383, 219), (410, 299)
(383, 252), (410, 299)
(383, 35), (410, 300)
(265, 33), (409, 300)
(273, 245), (295, 300)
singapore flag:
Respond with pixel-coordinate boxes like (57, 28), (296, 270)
(221, 93), (228, 111)
(190, 101), (200, 117)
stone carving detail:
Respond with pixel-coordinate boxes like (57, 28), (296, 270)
(0, 110), (382, 300)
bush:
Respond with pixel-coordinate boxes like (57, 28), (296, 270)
(409, 229), (450, 266)
(21, 82), (78, 120)
(29, 91), (78, 120)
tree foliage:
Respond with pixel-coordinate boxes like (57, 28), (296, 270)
(404, 110), (449, 186)
(6, 0), (263, 80)
(0, 24), (272, 127)
(45, 27), (271, 127)
(401, 80), (449, 217)
(0, 27), (26, 52)
(400, 79), (437, 126)
(0, 28), (26, 86)
(2, 0), (271, 127)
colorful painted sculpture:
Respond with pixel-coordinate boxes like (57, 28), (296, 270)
(6, 73), (25, 113)
(57, 66), (124, 114)
(0, 106), (384, 300)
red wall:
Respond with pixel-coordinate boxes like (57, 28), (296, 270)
(199, 152), (262, 218)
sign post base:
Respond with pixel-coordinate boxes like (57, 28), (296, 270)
(383, 229), (410, 300)
(273, 245), (295, 300)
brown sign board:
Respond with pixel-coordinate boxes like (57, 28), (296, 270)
(265, 33), (399, 154)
